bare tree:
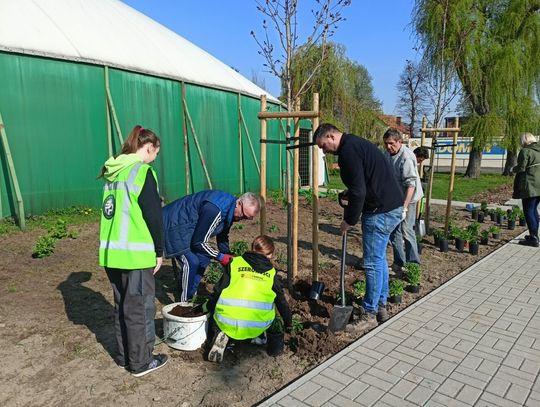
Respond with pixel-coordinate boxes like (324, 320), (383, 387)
(251, 0), (351, 110)
(396, 60), (428, 138)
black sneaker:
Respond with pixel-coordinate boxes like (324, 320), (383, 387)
(208, 330), (229, 363)
(377, 307), (389, 324)
(518, 237), (539, 247)
(131, 354), (168, 378)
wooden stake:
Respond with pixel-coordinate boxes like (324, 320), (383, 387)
(292, 99), (300, 281)
(445, 117), (460, 234)
(260, 95), (267, 236)
(258, 110), (320, 120)
(312, 93), (320, 283)
(417, 116), (427, 220)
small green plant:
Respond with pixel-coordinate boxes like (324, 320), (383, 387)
(318, 260), (333, 270)
(267, 316), (284, 334)
(480, 201), (488, 212)
(352, 280), (366, 299)
(47, 219), (68, 239)
(489, 225), (500, 235)
(404, 262), (421, 286)
(432, 229), (445, 239)
(494, 207), (506, 216)
(267, 223), (279, 233)
(324, 189), (338, 201)
(230, 240), (249, 256)
(291, 315), (304, 334)
(466, 221), (480, 238)
(507, 210), (518, 221)
(268, 189), (287, 208)
(204, 262), (223, 284)
(299, 188), (313, 205)
(389, 279), (405, 296)
(232, 223), (245, 230)
(275, 252), (286, 266)
(512, 206), (524, 219)
(33, 235), (56, 258)
(481, 230), (490, 239)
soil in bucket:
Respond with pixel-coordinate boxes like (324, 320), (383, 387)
(162, 302), (208, 351)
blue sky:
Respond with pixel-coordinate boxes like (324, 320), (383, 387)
(122, 0), (420, 114)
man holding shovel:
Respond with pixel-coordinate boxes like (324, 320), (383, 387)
(314, 123), (403, 324)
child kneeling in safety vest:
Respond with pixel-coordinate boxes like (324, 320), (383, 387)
(207, 235), (292, 363)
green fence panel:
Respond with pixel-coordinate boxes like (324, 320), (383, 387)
(0, 52), (106, 217)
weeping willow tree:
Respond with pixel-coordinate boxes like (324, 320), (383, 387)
(414, 0), (540, 178)
(289, 42), (384, 141)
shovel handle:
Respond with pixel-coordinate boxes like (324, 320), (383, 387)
(340, 231), (348, 307)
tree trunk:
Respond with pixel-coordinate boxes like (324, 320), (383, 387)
(464, 148), (483, 178)
(502, 150), (517, 175)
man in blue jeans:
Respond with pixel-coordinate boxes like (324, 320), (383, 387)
(314, 123), (403, 324)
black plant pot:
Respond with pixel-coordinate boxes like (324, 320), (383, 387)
(434, 235), (440, 246)
(496, 214), (503, 225)
(480, 237), (489, 245)
(439, 238), (449, 253)
(469, 242), (479, 255)
(492, 233), (500, 239)
(519, 218), (526, 226)
(472, 210), (479, 221)
(388, 295), (402, 304)
(309, 281), (325, 301)
(455, 238), (465, 252)
(489, 212), (496, 222)
(508, 220), (516, 230)
(266, 332), (284, 356)
(407, 284), (420, 293)
(477, 212), (485, 223)
(417, 242), (423, 255)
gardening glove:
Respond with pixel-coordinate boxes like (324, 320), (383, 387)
(401, 207), (408, 221)
(218, 253), (233, 266)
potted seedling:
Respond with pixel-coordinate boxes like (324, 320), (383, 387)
(494, 208), (505, 225)
(352, 280), (366, 304)
(477, 210), (485, 223)
(480, 201), (488, 213)
(489, 225), (501, 239)
(266, 316), (284, 357)
(404, 262), (421, 293)
(453, 227), (465, 252)
(488, 208), (496, 222)
(437, 230), (449, 252)
(480, 230), (490, 245)
(388, 279), (405, 304)
(416, 235), (423, 255)
(507, 211), (517, 230)
(468, 235), (479, 255)
(432, 228), (442, 246)
(471, 208), (479, 221)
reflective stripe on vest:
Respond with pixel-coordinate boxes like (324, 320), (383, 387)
(99, 162), (156, 268)
(214, 256), (276, 340)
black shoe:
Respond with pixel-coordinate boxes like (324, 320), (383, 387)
(208, 330), (229, 363)
(377, 307), (389, 324)
(356, 306), (377, 322)
(131, 354), (168, 377)
(518, 238), (539, 247)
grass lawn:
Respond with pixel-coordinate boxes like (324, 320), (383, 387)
(327, 172), (512, 202)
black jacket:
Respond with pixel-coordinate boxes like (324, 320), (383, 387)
(337, 133), (403, 225)
(209, 251), (292, 328)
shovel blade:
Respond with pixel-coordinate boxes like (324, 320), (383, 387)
(328, 305), (354, 332)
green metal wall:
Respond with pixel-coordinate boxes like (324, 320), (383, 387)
(0, 51), (285, 217)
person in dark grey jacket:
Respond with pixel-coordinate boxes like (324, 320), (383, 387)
(513, 132), (540, 247)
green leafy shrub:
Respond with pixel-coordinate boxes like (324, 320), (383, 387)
(352, 280), (366, 299)
(324, 189), (338, 201)
(489, 225), (500, 235)
(404, 262), (421, 286)
(389, 279), (405, 296)
(47, 219), (68, 239)
(230, 240), (249, 256)
(299, 188), (313, 205)
(204, 262), (223, 284)
(268, 189), (287, 208)
(232, 223), (245, 230)
(291, 315), (304, 334)
(481, 230), (490, 239)
(267, 316), (284, 334)
(33, 235), (56, 258)
(480, 201), (488, 211)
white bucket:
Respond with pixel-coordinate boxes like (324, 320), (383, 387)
(161, 302), (208, 351)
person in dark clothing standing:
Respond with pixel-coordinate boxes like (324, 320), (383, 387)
(162, 190), (261, 302)
(513, 132), (540, 247)
(314, 123), (404, 324)
(206, 235), (292, 363)
(99, 125), (167, 377)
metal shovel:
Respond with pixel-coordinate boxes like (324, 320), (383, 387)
(328, 230), (354, 332)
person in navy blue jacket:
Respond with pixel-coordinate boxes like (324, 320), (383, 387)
(163, 190), (261, 302)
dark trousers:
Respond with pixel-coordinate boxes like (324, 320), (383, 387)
(105, 267), (155, 371)
(522, 197), (540, 237)
(173, 251), (210, 302)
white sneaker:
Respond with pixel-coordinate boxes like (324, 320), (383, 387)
(208, 331), (229, 363)
(251, 334), (267, 346)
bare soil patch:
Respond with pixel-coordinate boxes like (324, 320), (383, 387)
(0, 191), (525, 406)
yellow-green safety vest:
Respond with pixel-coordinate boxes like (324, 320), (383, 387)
(214, 256), (276, 340)
(99, 162), (157, 269)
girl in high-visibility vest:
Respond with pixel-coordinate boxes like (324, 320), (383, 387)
(207, 235), (292, 363)
(98, 125), (167, 377)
